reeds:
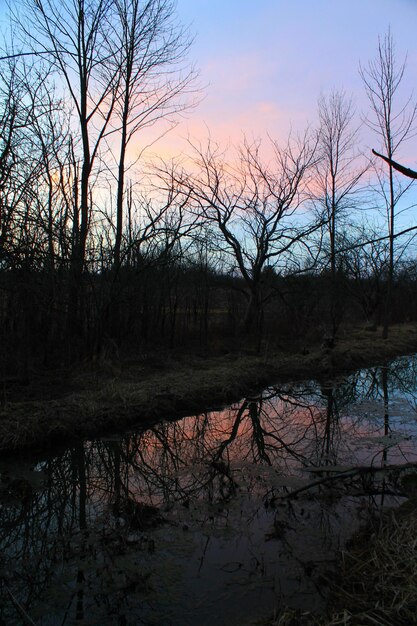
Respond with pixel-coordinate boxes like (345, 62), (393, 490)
(328, 507), (417, 625)
(258, 504), (417, 626)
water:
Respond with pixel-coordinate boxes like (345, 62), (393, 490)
(1, 356), (417, 625)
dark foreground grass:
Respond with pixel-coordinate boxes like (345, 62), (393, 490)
(1, 323), (417, 453)
(256, 499), (417, 626)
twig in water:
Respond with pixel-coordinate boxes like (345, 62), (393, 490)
(5, 584), (37, 626)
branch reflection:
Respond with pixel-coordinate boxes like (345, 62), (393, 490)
(1, 355), (417, 624)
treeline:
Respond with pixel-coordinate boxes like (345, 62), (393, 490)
(1, 3), (417, 377)
(3, 235), (417, 377)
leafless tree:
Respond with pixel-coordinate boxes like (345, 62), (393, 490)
(315, 90), (369, 342)
(0, 58), (43, 270)
(342, 223), (390, 325)
(157, 134), (319, 334)
(0, 54), (75, 373)
(10, 0), (198, 355)
(360, 30), (417, 338)
(17, 0), (121, 308)
(108, 0), (198, 272)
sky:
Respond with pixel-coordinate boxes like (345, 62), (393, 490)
(1, 0), (417, 161)
(143, 0), (417, 165)
(1, 0), (417, 184)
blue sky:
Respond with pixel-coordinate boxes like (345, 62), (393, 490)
(1, 1), (417, 244)
(2, 0), (417, 151)
(2, 0), (417, 168)
(167, 0), (417, 156)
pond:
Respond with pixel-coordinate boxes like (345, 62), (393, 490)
(1, 356), (417, 625)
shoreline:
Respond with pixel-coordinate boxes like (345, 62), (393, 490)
(2, 323), (417, 454)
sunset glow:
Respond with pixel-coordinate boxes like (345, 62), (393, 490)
(139, 0), (417, 165)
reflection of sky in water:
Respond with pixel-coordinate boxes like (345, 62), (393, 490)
(1, 356), (417, 625)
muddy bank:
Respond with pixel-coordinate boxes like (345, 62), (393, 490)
(1, 323), (417, 453)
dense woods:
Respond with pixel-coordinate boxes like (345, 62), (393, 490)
(1, 5), (417, 381)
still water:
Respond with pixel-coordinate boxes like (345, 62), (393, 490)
(1, 356), (417, 625)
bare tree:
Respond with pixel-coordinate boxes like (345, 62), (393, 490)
(17, 0), (121, 306)
(108, 0), (197, 272)
(11, 0), (198, 358)
(158, 134), (319, 335)
(0, 58), (41, 270)
(0, 54), (73, 374)
(360, 31), (417, 338)
(315, 90), (368, 343)
(342, 223), (390, 326)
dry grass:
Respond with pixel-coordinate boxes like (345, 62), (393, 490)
(2, 323), (417, 453)
(327, 505), (417, 626)
(257, 502), (417, 626)
(0, 355), (274, 452)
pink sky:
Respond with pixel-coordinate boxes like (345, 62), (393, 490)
(1, 0), (416, 164)
(2, 0), (417, 195)
(138, 0), (417, 166)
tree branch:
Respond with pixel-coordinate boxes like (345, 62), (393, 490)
(372, 148), (417, 179)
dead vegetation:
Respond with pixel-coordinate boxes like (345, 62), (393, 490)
(256, 499), (417, 626)
(1, 323), (417, 453)
(329, 506), (417, 625)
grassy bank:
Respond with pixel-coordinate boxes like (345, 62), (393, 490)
(1, 323), (417, 453)
(256, 497), (417, 626)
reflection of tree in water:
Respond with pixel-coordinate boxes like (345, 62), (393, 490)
(0, 444), (87, 623)
(1, 356), (417, 623)
(0, 442), (158, 624)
